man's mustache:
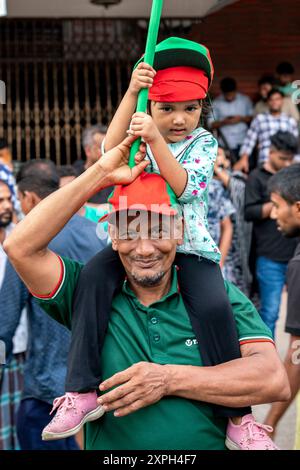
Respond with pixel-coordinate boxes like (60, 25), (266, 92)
(131, 257), (162, 262)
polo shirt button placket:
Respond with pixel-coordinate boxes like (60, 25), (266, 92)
(153, 333), (160, 342)
(148, 312), (163, 353)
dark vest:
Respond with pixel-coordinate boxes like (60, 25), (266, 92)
(71, 246), (250, 417)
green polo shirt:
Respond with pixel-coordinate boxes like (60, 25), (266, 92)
(36, 256), (273, 450)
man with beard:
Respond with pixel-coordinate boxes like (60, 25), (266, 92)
(0, 180), (27, 450)
(0, 179), (13, 242)
(264, 164), (300, 437)
(236, 89), (298, 173)
(3, 135), (290, 450)
(245, 131), (299, 337)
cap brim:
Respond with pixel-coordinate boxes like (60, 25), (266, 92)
(99, 206), (178, 223)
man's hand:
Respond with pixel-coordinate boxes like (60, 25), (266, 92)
(128, 112), (161, 144)
(98, 362), (169, 417)
(98, 134), (149, 186)
(233, 154), (249, 173)
(128, 62), (156, 96)
(214, 166), (230, 187)
(223, 116), (243, 125)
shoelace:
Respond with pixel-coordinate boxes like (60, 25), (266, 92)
(49, 393), (77, 421)
(243, 420), (274, 445)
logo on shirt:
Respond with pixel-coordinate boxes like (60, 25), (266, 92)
(185, 338), (198, 347)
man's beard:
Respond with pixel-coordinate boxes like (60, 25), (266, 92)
(282, 226), (300, 238)
(0, 212), (13, 228)
(130, 270), (166, 287)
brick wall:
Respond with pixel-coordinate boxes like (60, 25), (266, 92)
(187, 0), (300, 100)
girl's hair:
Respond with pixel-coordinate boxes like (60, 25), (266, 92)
(200, 97), (212, 128)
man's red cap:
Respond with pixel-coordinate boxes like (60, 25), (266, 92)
(148, 66), (209, 102)
(99, 172), (178, 223)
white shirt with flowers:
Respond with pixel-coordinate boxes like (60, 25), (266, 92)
(146, 127), (221, 263)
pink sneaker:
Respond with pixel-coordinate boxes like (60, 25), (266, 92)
(226, 414), (279, 450)
(42, 391), (105, 441)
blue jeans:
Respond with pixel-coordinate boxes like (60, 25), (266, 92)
(256, 256), (288, 337)
(16, 398), (79, 450)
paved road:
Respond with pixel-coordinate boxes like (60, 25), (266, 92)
(253, 292), (297, 450)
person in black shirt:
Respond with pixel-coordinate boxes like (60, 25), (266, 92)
(245, 131), (299, 336)
(73, 125), (113, 204)
(264, 164), (300, 437)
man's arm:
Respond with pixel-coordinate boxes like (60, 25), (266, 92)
(165, 342), (289, 406)
(265, 258), (300, 430)
(265, 335), (300, 431)
(4, 136), (148, 296)
(208, 100), (236, 129)
(97, 342), (290, 417)
(244, 173), (272, 222)
(210, 117), (241, 129)
(233, 117), (259, 173)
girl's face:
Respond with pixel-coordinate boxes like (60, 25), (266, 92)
(150, 100), (202, 144)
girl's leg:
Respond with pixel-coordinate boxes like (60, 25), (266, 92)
(175, 253), (251, 417)
(65, 245), (125, 392)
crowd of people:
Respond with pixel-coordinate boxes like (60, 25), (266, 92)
(0, 45), (300, 451)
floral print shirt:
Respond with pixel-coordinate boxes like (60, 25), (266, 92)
(146, 127), (221, 262)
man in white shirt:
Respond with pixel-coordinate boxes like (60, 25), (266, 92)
(208, 77), (253, 163)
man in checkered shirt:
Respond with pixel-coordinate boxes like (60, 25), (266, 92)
(235, 89), (299, 173)
(0, 162), (19, 215)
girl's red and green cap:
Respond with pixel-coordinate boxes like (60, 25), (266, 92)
(99, 172), (178, 223)
(134, 37), (214, 85)
(148, 66), (209, 102)
(135, 37), (214, 103)
(135, 36), (214, 86)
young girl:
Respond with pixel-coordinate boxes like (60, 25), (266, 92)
(42, 37), (277, 450)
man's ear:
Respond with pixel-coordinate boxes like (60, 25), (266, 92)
(22, 191), (39, 210)
(108, 224), (118, 251)
(30, 192), (42, 209)
(84, 146), (91, 160)
(295, 201), (300, 217)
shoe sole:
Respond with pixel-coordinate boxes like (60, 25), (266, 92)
(42, 405), (105, 441)
(225, 437), (241, 450)
(225, 436), (279, 451)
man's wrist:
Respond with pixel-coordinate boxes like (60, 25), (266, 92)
(163, 364), (190, 396)
(91, 160), (111, 190)
(163, 364), (176, 396)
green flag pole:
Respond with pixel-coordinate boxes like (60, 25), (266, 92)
(128, 0), (164, 168)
